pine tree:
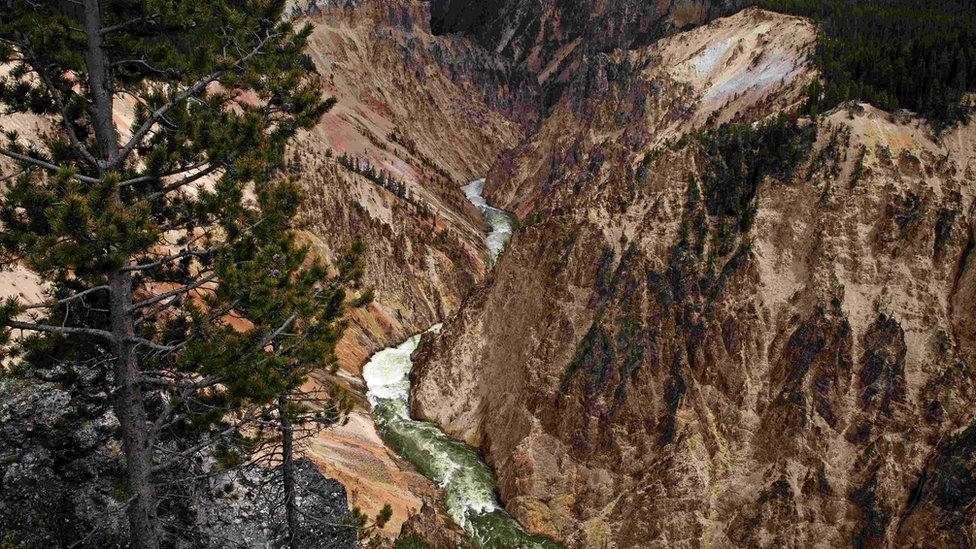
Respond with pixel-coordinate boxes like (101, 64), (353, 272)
(757, 0), (976, 128)
(239, 238), (366, 548)
(0, 1), (343, 547)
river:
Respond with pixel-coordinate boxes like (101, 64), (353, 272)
(362, 181), (558, 548)
(462, 179), (513, 264)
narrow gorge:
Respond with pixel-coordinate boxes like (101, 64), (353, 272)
(361, 179), (558, 547)
(0, 0), (974, 547)
(408, 4), (976, 548)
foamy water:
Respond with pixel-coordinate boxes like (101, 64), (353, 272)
(362, 183), (557, 547)
(462, 179), (514, 263)
(362, 328), (557, 547)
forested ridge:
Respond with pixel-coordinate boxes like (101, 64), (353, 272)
(756, 0), (976, 127)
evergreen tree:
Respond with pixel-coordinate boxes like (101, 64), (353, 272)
(0, 1), (345, 547)
(757, 0), (976, 128)
(241, 239), (367, 548)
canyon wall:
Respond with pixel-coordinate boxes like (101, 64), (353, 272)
(295, 0), (522, 371)
(430, 0), (745, 113)
(412, 7), (976, 547)
(286, 0), (528, 536)
(430, 0), (745, 78)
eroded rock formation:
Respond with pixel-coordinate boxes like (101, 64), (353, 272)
(412, 7), (976, 546)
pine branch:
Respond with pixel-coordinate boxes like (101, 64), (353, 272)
(10, 313), (183, 356)
(22, 53), (100, 168)
(115, 30), (281, 168)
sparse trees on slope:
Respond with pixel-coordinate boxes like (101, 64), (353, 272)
(0, 1), (342, 546)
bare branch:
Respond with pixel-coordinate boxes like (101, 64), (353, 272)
(123, 246), (219, 272)
(111, 59), (178, 78)
(131, 273), (218, 310)
(128, 336), (184, 354)
(0, 148), (101, 184)
(148, 373), (225, 442)
(118, 160), (210, 187)
(4, 320), (114, 341)
(25, 285), (110, 310)
(151, 411), (255, 474)
(141, 163), (222, 201)
(260, 314), (297, 349)
(100, 16), (152, 35)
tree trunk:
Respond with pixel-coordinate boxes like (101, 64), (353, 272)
(82, 0), (119, 169)
(279, 393), (299, 549)
(83, 1), (160, 548)
(110, 272), (161, 549)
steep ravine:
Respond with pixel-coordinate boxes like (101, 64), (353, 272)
(278, 0), (531, 535)
(363, 182), (557, 547)
(411, 7), (976, 548)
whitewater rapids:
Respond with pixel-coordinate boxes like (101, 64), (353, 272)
(361, 180), (556, 547)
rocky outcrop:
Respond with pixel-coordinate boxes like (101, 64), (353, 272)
(396, 498), (471, 548)
(0, 377), (125, 547)
(0, 378), (356, 548)
(412, 7), (976, 547)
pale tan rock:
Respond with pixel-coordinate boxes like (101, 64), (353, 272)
(412, 8), (976, 547)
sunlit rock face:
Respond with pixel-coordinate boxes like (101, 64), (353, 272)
(412, 7), (976, 547)
(293, 0), (526, 370)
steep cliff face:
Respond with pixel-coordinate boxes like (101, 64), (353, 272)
(430, 0), (744, 108)
(294, 0), (522, 370)
(412, 7), (976, 546)
(284, 0), (529, 536)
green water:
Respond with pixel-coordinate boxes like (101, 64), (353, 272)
(462, 179), (514, 263)
(363, 333), (559, 548)
(363, 181), (557, 548)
